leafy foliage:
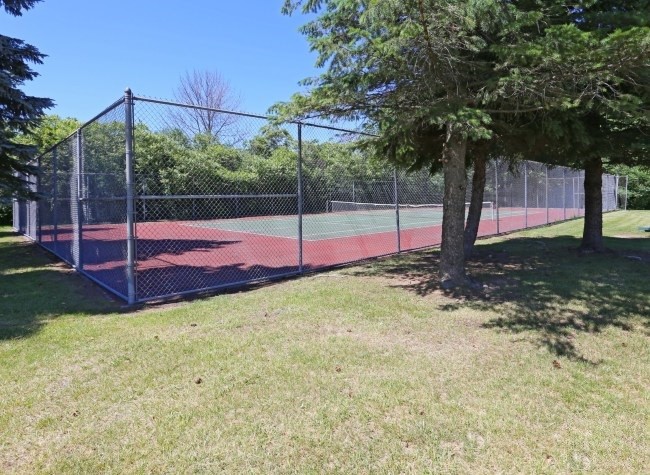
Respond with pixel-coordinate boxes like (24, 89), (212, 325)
(608, 164), (650, 210)
(58, 122), (387, 222)
(17, 115), (81, 153)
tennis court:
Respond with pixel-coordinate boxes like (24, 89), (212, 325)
(186, 201), (502, 240)
(31, 197), (581, 302)
(13, 94), (623, 303)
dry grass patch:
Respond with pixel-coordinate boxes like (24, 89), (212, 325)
(0, 211), (649, 473)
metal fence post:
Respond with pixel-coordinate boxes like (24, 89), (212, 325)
(75, 130), (84, 270)
(524, 161), (528, 228)
(36, 156), (42, 242)
(52, 146), (59, 249)
(394, 168), (401, 252)
(125, 89), (137, 304)
(572, 173), (576, 214)
(562, 168), (567, 220)
(580, 170), (584, 215)
(494, 159), (500, 234)
(297, 123), (304, 273)
(545, 165), (549, 224)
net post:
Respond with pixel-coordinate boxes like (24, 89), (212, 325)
(74, 130), (84, 270)
(494, 159), (499, 234)
(524, 161), (528, 228)
(545, 165), (549, 224)
(624, 176), (628, 211)
(394, 168), (401, 252)
(125, 88), (137, 304)
(297, 123), (304, 272)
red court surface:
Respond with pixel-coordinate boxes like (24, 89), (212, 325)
(38, 207), (582, 301)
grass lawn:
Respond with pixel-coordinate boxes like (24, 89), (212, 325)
(1, 211), (648, 474)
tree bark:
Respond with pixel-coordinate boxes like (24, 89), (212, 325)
(464, 152), (487, 257)
(580, 156), (605, 252)
(440, 124), (468, 286)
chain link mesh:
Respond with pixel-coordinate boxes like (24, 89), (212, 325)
(132, 99), (300, 300)
(19, 100), (129, 299)
(12, 95), (628, 303)
(79, 104), (129, 297)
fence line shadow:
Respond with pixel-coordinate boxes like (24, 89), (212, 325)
(0, 231), (308, 339)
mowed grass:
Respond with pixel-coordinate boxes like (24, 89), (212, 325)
(0, 211), (648, 474)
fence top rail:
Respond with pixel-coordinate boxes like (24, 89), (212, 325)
(25, 90), (625, 181)
(132, 94), (378, 138)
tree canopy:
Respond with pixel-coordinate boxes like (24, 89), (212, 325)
(277, 0), (649, 282)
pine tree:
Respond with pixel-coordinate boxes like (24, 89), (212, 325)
(495, 3), (650, 251)
(280, 0), (649, 277)
(0, 0), (53, 197)
(278, 0), (540, 286)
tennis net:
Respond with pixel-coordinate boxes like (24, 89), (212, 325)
(327, 200), (495, 220)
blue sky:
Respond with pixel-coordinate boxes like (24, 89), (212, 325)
(1, 0), (318, 121)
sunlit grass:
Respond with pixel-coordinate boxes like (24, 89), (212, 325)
(1, 211), (648, 474)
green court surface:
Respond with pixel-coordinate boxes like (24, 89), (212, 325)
(185, 207), (515, 240)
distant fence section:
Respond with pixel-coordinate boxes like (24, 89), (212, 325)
(13, 92), (627, 303)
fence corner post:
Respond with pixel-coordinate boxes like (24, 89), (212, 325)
(125, 88), (137, 304)
(75, 130), (84, 270)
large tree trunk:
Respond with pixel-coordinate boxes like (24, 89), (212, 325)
(580, 156), (605, 252)
(440, 124), (468, 287)
(464, 152), (487, 257)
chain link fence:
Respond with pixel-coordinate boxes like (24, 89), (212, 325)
(12, 92), (627, 303)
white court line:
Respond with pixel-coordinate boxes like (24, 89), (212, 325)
(184, 216), (445, 241)
(181, 222), (300, 240)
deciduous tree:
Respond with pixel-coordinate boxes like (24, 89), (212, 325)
(170, 70), (242, 144)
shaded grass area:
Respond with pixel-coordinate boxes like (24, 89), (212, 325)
(355, 212), (650, 363)
(0, 211), (648, 474)
(0, 231), (120, 339)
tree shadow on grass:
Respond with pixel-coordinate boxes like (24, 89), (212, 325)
(0, 230), (305, 340)
(351, 235), (650, 363)
(1, 230), (125, 339)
